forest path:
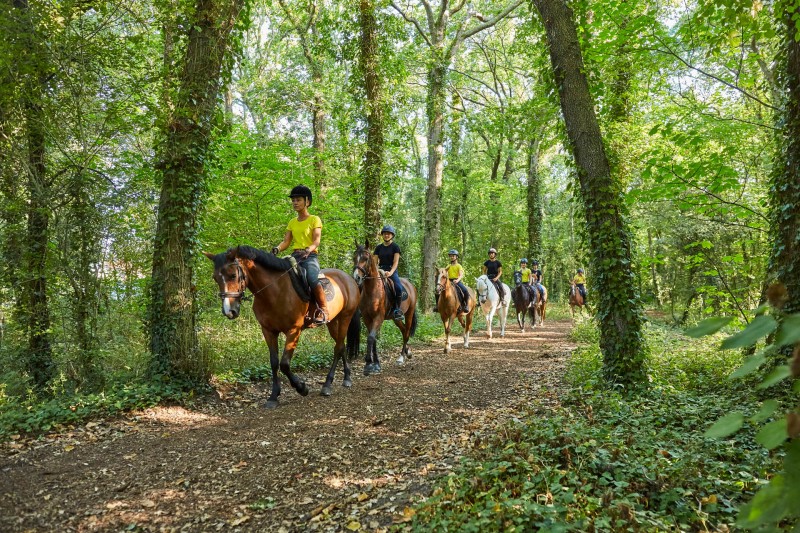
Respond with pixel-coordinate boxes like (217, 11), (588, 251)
(1, 319), (575, 532)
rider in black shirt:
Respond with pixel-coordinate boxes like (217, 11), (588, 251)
(373, 225), (404, 321)
(482, 248), (504, 304)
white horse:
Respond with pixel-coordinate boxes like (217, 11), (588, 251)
(476, 275), (511, 339)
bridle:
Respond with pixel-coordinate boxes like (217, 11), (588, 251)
(352, 249), (379, 288)
(435, 273), (449, 295)
(217, 259), (251, 301)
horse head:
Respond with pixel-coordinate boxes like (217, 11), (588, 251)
(476, 275), (490, 305)
(513, 270), (523, 286)
(352, 242), (372, 287)
(435, 268), (450, 295)
(204, 249), (250, 320)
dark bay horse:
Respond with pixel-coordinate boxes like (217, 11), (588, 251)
(205, 246), (361, 406)
(352, 243), (418, 373)
(435, 267), (475, 354)
(569, 282), (586, 318)
(512, 270), (537, 332)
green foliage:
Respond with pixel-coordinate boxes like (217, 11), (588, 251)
(0, 380), (190, 439)
(691, 293), (800, 530)
(405, 322), (780, 532)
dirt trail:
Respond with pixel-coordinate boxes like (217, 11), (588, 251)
(0, 319), (575, 532)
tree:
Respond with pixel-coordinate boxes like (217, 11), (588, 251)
(148, 0), (247, 380)
(532, 0), (647, 387)
(359, 0), (384, 241)
(390, 0), (522, 310)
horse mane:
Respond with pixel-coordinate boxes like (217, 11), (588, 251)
(232, 245), (293, 272)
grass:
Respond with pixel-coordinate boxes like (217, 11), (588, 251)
(402, 317), (787, 532)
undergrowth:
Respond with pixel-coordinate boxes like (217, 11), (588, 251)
(403, 318), (784, 532)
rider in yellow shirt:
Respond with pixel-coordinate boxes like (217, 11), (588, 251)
(573, 268), (587, 302)
(445, 249), (470, 313)
(272, 185), (328, 326)
(519, 258), (536, 300)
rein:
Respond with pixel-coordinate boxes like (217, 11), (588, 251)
(218, 258), (293, 302)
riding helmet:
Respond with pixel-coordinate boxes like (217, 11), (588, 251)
(520, 258), (528, 264)
(288, 184), (313, 205)
(532, 259), (539, 265)
(448, 249), (459, 256)
(577, 268), (584, 273)
(488, 247), (497, 254)
(381, 225), (396, 236)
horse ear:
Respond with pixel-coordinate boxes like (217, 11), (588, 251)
(365, 238), (371, 249)
(225, 248), (237, 261)
(202, 251), (215, 261)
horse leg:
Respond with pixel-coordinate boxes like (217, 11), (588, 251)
(464, 310), (472, 348)
(499, 302), (507, 337)
(280, 329), (309, 397)
(336, 318), (353, 388)
(485, 307), (494, 339)
(263, 330), (281, 409)
(364, 327), (378, 375)
(444, 316), (452, 354)
(322, 319), (350, 396)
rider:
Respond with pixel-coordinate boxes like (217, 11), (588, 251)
(482, 248), (504, 304)
(519, 258), (537, 301)
(445, 249), (470, 314)
(531, 259), (545, 300)
(573, 268), (587, 302)
(271, 184), (328, 327)
(374, 225), (404, 321)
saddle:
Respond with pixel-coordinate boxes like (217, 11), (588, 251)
(381, 275), (408, 317)
(286, 256), (334, 303)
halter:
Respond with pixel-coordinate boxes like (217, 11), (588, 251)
(218, 259), (251, 301)
(352, 248), (380, 288)
(476, 276), (489, 304)
(435, 274), (449, 295)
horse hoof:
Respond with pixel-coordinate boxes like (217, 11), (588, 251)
(396, 356), (405, 365)
(343, 379), (353, 388)
(373, 363), (382, 374)
(363, 364), (374, 376)
(298, 383), (310, 397)
(265, 400), (279, 409)
(320, 386), (332, 397)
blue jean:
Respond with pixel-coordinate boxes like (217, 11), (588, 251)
(298, 253), (320, 288)
(452, 280), (470, 307)
(385, 270), (403, 303)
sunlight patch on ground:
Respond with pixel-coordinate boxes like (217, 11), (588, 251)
(137, 406), (225, 427)
(81, 489), (188, 531)
(324, 472), (403, 489)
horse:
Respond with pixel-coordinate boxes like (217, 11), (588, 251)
(204, 246), (361, 407)
(435, 268), (476, 354)
(475, 274), (511, 339)
(569, 282), (586, 318)
(533, 282), (548, 326)
(511, 270), (537, 332)
(352, 242), (418, 372)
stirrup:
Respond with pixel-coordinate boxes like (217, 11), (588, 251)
(306, 308), (328, 327)
(392, 308), (404, 320)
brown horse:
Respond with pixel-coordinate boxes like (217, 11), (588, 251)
(533, 284), (548, 326)
(204, 246), (361, 406)
(511, 270), (537, 332)
(352, 243), (418, 373)
(569, 282), (586, 318)
(435, 268), (476, 354)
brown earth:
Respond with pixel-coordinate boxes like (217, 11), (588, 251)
(0, 319), (575, 532)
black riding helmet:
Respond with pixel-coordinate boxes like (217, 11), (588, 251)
(288, 184), (313, 206)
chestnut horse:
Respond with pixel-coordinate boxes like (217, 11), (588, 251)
(569, 282), (586, 318)
(205, 246), (361, 406)
(435, 267), (476, 354)
(511, 270), (537, 332)
(352, 243), (418, 373)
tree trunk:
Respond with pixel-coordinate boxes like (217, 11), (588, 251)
(532, 0), (646, 388)
(360, 0), (384, 242)
(149, 0), (245, 381)
(770, 11), (800, 316)
(419, 61), (447, 311)
(526, 136), (543, 261)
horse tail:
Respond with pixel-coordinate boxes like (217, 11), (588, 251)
(346, 308), (361, 362)
(409, 309), (418, 338)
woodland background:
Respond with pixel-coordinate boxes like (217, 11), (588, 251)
(1, 0), (799, 529)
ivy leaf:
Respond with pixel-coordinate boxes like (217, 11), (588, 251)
(757, 366), (792, 390)
(721, 315), (777, 350)
(755, 419), (788, 450)
(704, 412), (744, 439)
(685, 316), (732, 338)
(774, 314), (800, 347)
(728, 352), (766, 379)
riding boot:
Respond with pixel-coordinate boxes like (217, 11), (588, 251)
(392, 290), (404, 321)
(309, 284), (330, 327)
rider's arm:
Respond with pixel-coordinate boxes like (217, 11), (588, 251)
(275, 230), (292, 253)
(495, 266), (503, 281)
(482, 264), (487, 275)
(455, 265), (464, 283)
(389, 252), (400, 276)
(306, 227), (321, 254)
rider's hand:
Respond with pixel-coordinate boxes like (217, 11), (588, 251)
(271, 247), (280, 255)
(293, 249), (309, 260)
